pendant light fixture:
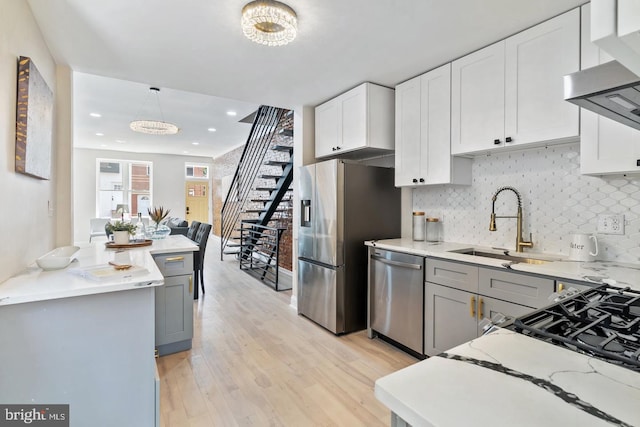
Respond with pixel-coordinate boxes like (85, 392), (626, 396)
(129, 87), (179, 135)
(241, 0), (297, 47)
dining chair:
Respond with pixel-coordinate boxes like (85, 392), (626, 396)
(89, 218), (109, 242)
(192, 223), (212, 299)
(186, 221), (201, 240)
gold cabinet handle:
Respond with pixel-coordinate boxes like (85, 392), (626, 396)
(189, 276), (193, 294)
(558, 283), (564, 292)
(470, 296), (476, 318)
(165, 256), (184, 262)
(479, 297), (484, 319)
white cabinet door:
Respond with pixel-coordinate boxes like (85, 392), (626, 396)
(580, 3), (640, 175)
(421, 64), (453, 184)
(504, 8), (580, 147)
(340, 84), (368, 152)
(315, 100), (340, 158)
(424, 283), (478, 356)
(395, 77), (422, 186)
(451, 41), (506, 155)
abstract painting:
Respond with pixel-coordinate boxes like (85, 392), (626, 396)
(15, 56), (53, 180)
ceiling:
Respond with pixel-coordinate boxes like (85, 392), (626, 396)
(27, 0), (586, 158)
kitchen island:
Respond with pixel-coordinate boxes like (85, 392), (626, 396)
(375, 328), (640, 427)
(0, 235), (197, 427)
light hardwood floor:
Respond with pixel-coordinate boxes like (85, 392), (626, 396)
(157, 239), (417, 426)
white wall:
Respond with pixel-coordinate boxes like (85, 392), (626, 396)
(73, 148), (212, 242)
(0, 1), (71, 283)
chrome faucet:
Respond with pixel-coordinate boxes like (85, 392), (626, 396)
(489, 186), (533, 253)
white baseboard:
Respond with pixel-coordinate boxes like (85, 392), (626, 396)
(289, 295), (297, 311)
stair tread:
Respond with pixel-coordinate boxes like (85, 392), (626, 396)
(254, 187), (293, 192)
(245, 209), (288, 213)
(259, 174), (284, 179)
(272, 145), (293, 152)
(264, 160), (290, 166)
(278, 129), (293, 137)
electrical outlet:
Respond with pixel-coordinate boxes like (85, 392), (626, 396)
(597, 214), (625, 235)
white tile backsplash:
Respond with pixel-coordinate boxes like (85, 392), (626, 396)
(413, 143), (640, 262)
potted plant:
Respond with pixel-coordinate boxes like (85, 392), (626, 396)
(147, 206), (171, 239)
(106, 220), (136, 245)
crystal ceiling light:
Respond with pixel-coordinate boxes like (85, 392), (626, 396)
(129, 87), (179, 135)
(241, 0), (297, 47)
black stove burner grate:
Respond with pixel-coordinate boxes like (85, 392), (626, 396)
(509, 285), (640, 372)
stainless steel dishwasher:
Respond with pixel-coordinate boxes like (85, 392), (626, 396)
(368, 247), (424, 355)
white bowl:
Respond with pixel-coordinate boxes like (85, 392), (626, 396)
(36, 246), (80, 270)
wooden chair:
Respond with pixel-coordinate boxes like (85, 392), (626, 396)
(192, 223), (212, 299)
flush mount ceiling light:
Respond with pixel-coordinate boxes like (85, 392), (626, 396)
(129, 87), (179, 135)
(241, 0), (297, 47)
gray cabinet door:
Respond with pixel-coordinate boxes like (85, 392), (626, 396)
(425, 258), (478, 293)
(424, 283), (478, 356)
(477, 296), (533, 336)
(155, 274), (193, 348)
(478, 268), (554, 309)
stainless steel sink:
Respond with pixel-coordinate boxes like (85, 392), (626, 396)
(451, 249), (551, 265)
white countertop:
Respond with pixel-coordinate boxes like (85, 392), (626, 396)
(0, 235), (198, 306)
(366, 238), (640, 291)
(375, 328), (640, 427)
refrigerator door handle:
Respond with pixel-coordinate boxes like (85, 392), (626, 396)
(371, 255), (422, 270)
(301, 199), (311, 227)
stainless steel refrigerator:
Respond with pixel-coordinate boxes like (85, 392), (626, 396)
(298, 159), (401, 334)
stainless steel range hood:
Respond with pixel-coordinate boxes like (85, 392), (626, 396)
(564, 60), (640, 130)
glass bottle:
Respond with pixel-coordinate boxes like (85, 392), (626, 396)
(135, 212), (146, 241)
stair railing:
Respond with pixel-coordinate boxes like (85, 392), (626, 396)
(220, 106), (287, 259)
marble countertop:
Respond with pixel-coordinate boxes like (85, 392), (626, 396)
(375, 328), (640, 427)
(366, 239), (640, 291)
(0, 235), (198, 307)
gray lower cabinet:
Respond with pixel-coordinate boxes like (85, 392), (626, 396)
(153, 252), (194, 356)
(425, 283), (477, 356)
(424, 258), (554, 356)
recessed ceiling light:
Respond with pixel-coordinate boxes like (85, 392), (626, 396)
(226, 111), (237, 116)
(100, 144), (107, 148)
(90, 112), (102, 118)
(116, 139), (126, 143)
(207, 128), (217, 132)
(96, 132), (104, 136)
(192, 142), (200, 145)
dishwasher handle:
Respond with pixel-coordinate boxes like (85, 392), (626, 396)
(371, 255), (422, 270)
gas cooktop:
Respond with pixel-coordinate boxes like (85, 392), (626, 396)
(507, 285), (640, 372)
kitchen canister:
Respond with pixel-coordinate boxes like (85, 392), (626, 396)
(426, 217), (442, 242)
(412, 211), (425, 241)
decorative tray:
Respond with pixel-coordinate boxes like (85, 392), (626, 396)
(105, 239), (153, 249)
(68, 264), (149, 281)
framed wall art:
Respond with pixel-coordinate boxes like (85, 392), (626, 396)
(15, 56), (53, 180)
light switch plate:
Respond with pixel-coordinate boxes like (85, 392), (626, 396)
(597, 214), (625, 235)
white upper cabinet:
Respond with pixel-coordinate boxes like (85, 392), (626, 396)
(580, 3), (640, 176)
(451, 42), (506, 155)
(315, 83), (394, 159)
(395, 64), (471, 187)
(452, 9), (580, 155)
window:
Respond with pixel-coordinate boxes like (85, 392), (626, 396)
(97, 159), (153, 218)
(185, 163), (209, 179)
